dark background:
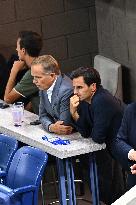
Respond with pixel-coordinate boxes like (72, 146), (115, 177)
(0, 0), (135, 103)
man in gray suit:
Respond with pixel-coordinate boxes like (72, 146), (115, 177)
(31, 55), (74, 135)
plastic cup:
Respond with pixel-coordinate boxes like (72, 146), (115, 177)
(11, 102), (24, 126)
(15, 102), (24, 121)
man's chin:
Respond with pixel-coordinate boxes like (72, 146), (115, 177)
(18, 56), (23, 61)
(36, 85), (41, 89)
(38, 87), (44, 90)
(78, 97), (82, 101)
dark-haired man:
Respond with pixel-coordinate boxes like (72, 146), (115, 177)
(4, 30), (42, 114)
(70, 67), (125, 204)
(70, 67), (123, 144)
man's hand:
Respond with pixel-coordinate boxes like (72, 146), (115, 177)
(131, 164), (136, 174)
(128, 150), (136, 161)
(70, 95), (80, 121)
(49, 121), (73, 135)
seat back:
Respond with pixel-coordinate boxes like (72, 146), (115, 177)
(0, 134), (18, 172)
(6, 146), (48, 190)
(94, 55), (123, 100)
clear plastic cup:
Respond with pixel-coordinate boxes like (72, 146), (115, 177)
(11, 102), (24, 126)
(15, 102), (24, 121)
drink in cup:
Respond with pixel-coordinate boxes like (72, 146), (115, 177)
(11, 102), (24, 126)
(15, 102), (24, 121)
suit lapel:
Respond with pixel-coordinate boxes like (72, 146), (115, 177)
(43, 91), (54, 116)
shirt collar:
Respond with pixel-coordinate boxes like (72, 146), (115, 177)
(46, 77), (57, 96)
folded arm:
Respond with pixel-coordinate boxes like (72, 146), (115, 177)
(4, 61), (25, 103)
(40, 90), (73, 135)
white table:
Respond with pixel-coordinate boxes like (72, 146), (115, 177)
(0, 104), (106, 205)
(112, 185), (136, 205)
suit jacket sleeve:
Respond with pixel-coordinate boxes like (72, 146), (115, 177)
(74, 98), (113, 142)
(75, 94), (122, 144)
(110, 104), (134, 169)
(90, 96), (122, 144)
(74, 102), (92, 138)
(39, 92), (54, 131)
(39, 88), (74, 131)
(57, 88), (73, 125)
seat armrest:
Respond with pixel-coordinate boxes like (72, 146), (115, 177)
(0, 184), (36, 197)
(0, 184), (13, 194)
(0, 170), (6, 177)
(12, 185), (37, 195)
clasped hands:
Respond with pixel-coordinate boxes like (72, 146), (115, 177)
(49, 121), (73, 135)
(48, 94), (81, 135)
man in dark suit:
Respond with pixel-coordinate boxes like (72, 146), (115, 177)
(111, 102), (136, 189)
(70, 67), (125, 204)
(31, 55), (73, 135)
(70, 67), (123, 144)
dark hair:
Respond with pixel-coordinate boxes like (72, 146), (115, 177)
(18, 31), (42, 57)
(71, 67), (101, 88)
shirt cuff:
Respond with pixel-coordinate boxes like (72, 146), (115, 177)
(48, 124), (54, 133)
(128, 149), (135, 160)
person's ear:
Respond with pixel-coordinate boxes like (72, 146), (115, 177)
(50, 73), (56, 78)
(91, 83), (97, 92)
(22, 48), (26, 54)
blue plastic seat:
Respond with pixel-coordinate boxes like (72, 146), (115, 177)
(0, 146), (48, 205)
(0, 134), (18, 183)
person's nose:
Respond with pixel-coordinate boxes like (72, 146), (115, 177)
(74, 88), (78, 95)
(33, 78), (37, 84)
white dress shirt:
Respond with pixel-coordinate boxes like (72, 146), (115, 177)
(46, 77), (57, 103)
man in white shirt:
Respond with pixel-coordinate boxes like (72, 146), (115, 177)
(31, 55), (74, 135)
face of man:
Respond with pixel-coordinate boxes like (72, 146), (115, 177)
(31, 64), (56, 90)
(16, 38), (25, 61)
(72, 76), (96, 103)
